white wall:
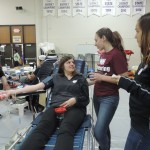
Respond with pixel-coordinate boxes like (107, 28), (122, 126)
(0, 0), (150, 67)
(0, 0), (36, 24)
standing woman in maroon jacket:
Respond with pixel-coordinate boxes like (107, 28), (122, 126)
(90, 28), (128, 150)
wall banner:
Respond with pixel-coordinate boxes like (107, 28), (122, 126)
(43, 0), (55, 16)
(58, 0), (71, 16)
(102, 0), (116, 16)
(73, 0), (86, 16)
(132, 0), (146, 15)
(88, 0), (101, 17)
(116, 0), (131, 16)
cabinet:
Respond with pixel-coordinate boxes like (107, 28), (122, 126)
(0, 25), (36, 67)
(0, 26), (10, 44)
(24, 26), (36, 43)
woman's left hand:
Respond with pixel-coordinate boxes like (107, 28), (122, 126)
(60, 98), (76, 108)
(89, 73), (105, 82)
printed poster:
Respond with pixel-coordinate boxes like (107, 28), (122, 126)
(73, 0), (86, 16)
(58, 0), (71, 16)
(88, 0), (101, 17)
(102, 0), (116, 16)
(132, 0), (146, 15)
(43, 0), (55, 16)
(116, 0), (131, 16)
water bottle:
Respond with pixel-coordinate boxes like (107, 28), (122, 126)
(20, 67), (24, 76)
(6, 65), (10, 76)
(26, 60), (28, 65)
(88, 68), (95, 79)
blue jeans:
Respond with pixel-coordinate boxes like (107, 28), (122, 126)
(125, 127), (150, 150)
(93, 95), (119, 150)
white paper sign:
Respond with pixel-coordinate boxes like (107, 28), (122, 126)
(88, 0), (101, 17)
(43, 0), (55, 16)
(132, 0), (146, 15)
(13, 36), (21, 43)
(116, 0), (131, 16)
(73, 0), (86, 16)
(58, 0), (71, 16)
(102, 0), (116, 16)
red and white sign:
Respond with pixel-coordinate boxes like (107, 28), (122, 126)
(13, 29), (20, 33)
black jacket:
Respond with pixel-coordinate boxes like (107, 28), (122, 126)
(42, 73), (89, 113)
(118, 63), (150, 135)
(37, 59), (56, 81)
(0, 67), (5, 78)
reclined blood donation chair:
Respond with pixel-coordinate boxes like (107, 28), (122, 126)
(8, 59), (94, 150)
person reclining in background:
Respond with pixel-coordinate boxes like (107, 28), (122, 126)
(37, 49), (58, 81)
(20, 55), (46, 85)
(19, 55), (46, 112)
(0, 67), (10, 118)
(0, 55), (89, 150)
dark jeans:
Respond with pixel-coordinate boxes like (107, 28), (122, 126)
(125, 127), (150, 150)
(20, 107), (85, 150)
(93, 95), (119, 150)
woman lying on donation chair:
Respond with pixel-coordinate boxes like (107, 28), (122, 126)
(0, 55), (90, 150)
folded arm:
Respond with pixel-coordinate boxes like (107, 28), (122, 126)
(118, 77), (150, 106)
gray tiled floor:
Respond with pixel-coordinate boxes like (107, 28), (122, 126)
(0, 101), (33, 150)
(0, 88), (130, 150)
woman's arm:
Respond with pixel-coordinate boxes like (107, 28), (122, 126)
(0, 82), (45, 100)
(118, 77), (150, 106)
(89, 71), (128, 84)
(111, 75), (150, 106)
(1, 76), (10, 90)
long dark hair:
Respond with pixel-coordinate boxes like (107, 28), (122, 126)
(96, 28), (126, 59)
(113, 31), (126, 59)
(138, 12), (150, 64)
(58, 55), (77, 76)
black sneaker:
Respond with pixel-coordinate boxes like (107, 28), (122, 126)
(0, 114), (2, 118)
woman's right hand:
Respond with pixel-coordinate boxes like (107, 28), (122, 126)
(0, 90), (15, 101)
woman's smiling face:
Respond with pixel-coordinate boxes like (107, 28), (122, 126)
(64, 58), (75, 74)
(94, 33), (105, 51)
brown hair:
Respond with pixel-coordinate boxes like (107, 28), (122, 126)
(58, 55), (77, 76)
(113, 31), (126, 59)
(96, 28), (126, 59)
(138, 12), (150, 64)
